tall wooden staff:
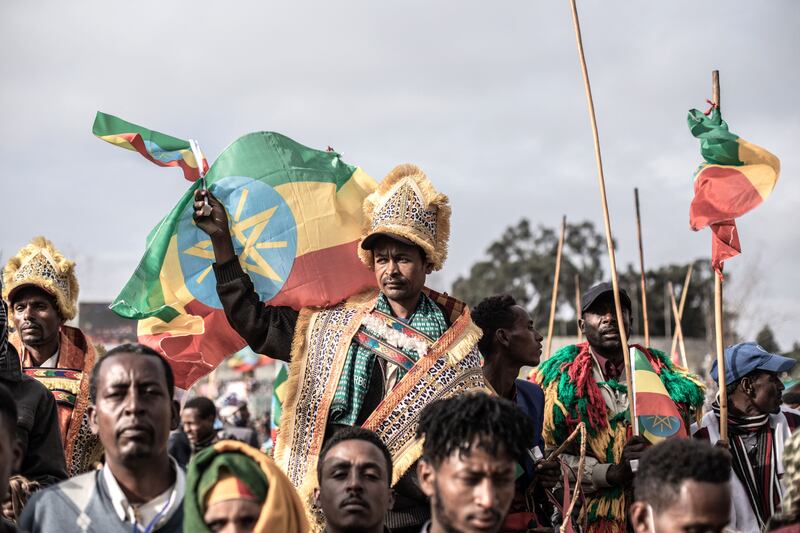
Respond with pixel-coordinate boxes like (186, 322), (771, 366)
(670, 264), (693, 360)
(711, 70), (728, 443)
(667, 282), (688, 368)
(545, 216), (567, 358)
(575, 273), (583, 343)
(568, 0), (636, 429)
(634, 188), (650, 347)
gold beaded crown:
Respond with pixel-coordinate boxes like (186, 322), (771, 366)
(3, 237), (79, 320)
(358, 164), (451, 271)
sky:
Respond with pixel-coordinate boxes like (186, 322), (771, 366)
(1, 1), (798, 348)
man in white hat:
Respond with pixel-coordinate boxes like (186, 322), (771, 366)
(194, 164), (486, 530)
(3, 237), (103, 476)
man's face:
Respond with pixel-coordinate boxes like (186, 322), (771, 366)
(372, 238), (432, 305)
(419, 445), (516, 533)
(631, 480), (731, 533)
(580, 295), (631, 354)
(181, 407), (216, 446)
(0, 417), (22, 502)
(89, 353), (177, 467)
(501, 306), (543, 367)
(203, 499), (262, 533)
(747, 371), (785, 415)
(10, 286), (63, 348)
(316, 439), (394, 533)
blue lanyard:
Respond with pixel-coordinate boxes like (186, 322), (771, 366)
(132, 494), (172, 533)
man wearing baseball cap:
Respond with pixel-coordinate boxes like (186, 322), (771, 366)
(693, 341), (799, 532)
(533, 282), (704, 532)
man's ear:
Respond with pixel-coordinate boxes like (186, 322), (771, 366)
(11, 438), (23, 473)
(387, 487), (396, 510)
(628, 501), (651, 533)
(495, 328), (510, 349)
(170, 400), (180, 431)
(425, 262), (434, 275)
(578, 318), (585, 336)
(312, 487), (321, 509)
(88, 405), (99, 436)
(417, 459), (435, 498)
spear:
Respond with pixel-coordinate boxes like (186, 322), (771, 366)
(669, 264), (693, 363)
(634, 188), (650, 346)
(668, 282), (688, 368)
(545, 216), (567, 359)
(575, 273), (583, 343)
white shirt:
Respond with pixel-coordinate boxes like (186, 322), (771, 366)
(102, 458), (185, 531)
(39, 349), (59, 368)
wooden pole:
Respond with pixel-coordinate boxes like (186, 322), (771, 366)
(575, 273), (583, 342)
(670, 264), (693, 360)
(668, 282), (688, 368)
(710, 69), (728, 443)
(545, 216), (567, 358)
(568, 0), (635, 429)
(634, 188), (650, 347)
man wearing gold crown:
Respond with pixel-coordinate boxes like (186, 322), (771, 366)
(194, 164), (486, 531)
(3, 237), (103, 476)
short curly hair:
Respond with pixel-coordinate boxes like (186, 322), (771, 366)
(416, 393), (533, 467)
(634, 438), (730, 512)
(317, 427), (393, 486)
(471, 294), (518, 357)
(90, 343), (175, 402)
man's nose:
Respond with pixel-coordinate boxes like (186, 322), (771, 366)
(474, 479), (497, 508)
(346, 471), (364, 491)
(122, 388), (145, 414)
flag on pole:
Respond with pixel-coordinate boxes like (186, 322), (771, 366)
(227, 346), (274, 373)
(630, 347), (688, 444)
(99, 120), (378, 388)
(687, 107), (780, 273)
(271, 362), (289, 448)
(93, 111), (209, 182)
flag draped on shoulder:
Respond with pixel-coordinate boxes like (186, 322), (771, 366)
(687, 106), (780, 273)
(630, 347), (687, 443)
(97, 116), (378, 388)
(93, 111), (209, 182)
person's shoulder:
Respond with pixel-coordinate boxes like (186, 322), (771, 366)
(515, 378), (544, 398)
(781, 406), (800, 431)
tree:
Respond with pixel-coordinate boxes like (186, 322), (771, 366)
(451, 219), (606, 324)
(756, 325), (781, 353)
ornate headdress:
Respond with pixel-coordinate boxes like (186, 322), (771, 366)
(358, 164), (451, 271)
(3, 237), (79, 321)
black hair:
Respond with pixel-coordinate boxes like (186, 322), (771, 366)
(90, 343), (175, 402)
(634, 438), (730, 511)
(184, 396), (217, 420)
(0, 382), (17, 435)
(471, 294), (518, 356)
(417, 393), (533, 467)
(317, 427), (393, 486)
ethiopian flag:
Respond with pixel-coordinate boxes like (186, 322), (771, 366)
(271, 362), (288, 448)
(93, 112), (209, 182)
(688, 107), (780, 273)
(105, 127), (377, 388)
(630, 347), (687, 444)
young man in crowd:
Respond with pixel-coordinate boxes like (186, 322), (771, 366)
(0, 383), (22, 533)
(181, 396), (220, 454)
(471, 294), (559, 530)
(630, 439), (731, 533)
(534, 282), (705, 532)
(195, 164), (486, 529)
(416, 393), (534, 533)
(184, 440), (307, 533)
(19, 344), (184, 533)
(693, 341), (799, 531)
(4, 237), (102, 475)
(315, 427), (395, 533)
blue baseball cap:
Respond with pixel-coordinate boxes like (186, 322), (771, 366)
(710, 342), (796, 384)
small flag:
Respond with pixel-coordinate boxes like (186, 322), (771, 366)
(687, 107), (780, 273)
(92, 111), (209, 181)
(271, 363), (289, 447)
(630, 347), (687, 444)
(226, 346), (273, 373)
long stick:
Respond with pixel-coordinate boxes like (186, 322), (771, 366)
(710, 69), (728, 443)
(568, 0), (635, 429)
(667, 282), (688, 368)
(545, 216), (567, 358)
(575, 274), (583, 343)
(634, 188), (650, 347)
(670, 264), (693, 359)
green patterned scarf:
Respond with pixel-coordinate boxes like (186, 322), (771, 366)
(329, 292), (448, 425)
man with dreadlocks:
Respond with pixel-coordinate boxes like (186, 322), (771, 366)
(416, 393), (534, 533)
(533, 282), (704, 532)
(693, 342), (800, 532)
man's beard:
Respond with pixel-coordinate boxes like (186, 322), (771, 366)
(433, 481), (463, 533)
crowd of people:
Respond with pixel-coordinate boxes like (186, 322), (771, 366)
(1, 164), (799, 533)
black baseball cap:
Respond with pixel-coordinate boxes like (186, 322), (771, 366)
(581, 282), (632, 313)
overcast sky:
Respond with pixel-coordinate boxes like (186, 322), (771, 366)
(2, 1), (798, 347)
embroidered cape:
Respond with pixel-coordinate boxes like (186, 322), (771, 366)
(274, 287), (485, 505)
(533, 342), (704, 533)
(12, 325), (104, 475)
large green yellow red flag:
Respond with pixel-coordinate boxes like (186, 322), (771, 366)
(99, 119), (378, 388)
(630, 347), (687, 444)
(687, 106), (780, 273)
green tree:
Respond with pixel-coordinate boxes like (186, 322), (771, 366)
(756, 325), (781, 353)
(451, 219), (606, 324)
